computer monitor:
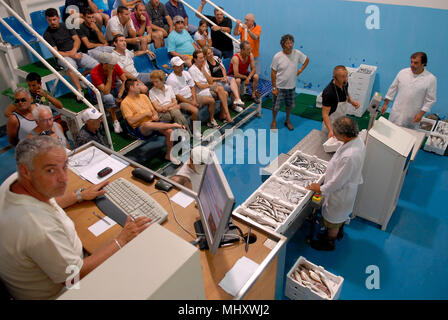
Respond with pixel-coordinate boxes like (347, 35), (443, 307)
(195, 151), (236, 254)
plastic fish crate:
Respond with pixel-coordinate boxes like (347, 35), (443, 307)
(285, 256), (344, 300)
(434, 120), (448, 136)
(424, 132), (448, 155)
(418, 117), (437, 137)
(287, 150), (329, 176)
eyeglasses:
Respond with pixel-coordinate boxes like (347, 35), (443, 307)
(69, 148), (96, 167)
(14, 98), (27, 103)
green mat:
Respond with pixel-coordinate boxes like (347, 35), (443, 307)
(1, 82), (28, 100)
(58, 91), (90, 113)
(18, 58), (61, 78)
(262, 93), (390, 131)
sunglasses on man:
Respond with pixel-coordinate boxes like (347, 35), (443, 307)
(15, 98), (27, 103)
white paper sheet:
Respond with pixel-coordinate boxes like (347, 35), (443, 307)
(218, 256), (260, 297)
(68, 146), (129, 184)
(170, 191), (195, 208)
(88, 216), (117, 237)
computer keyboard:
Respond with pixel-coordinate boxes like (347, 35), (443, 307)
(102, 178), (168, 225)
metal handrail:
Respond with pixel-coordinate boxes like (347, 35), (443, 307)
(0, 0), (114, 150)
(179, 0), (241, 44)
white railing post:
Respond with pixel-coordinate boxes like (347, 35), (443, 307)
(0, 0), (114, 150)
(178, 0), (240, 44)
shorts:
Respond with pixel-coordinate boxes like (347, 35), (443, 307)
(58, 53), (98, 71)
(323, 218), (344, 230)
(272, 88), (295, 111)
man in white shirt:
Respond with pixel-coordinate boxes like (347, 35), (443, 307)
(106, 6), (148, 51)
(307, 117), (366, 251)
(381, 52), (437, 129)
(0, 137), (151, 299)
(270, 34), (310, 131)
(112, 34), (155, 94)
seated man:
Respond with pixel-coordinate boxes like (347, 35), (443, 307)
(75, 108), (107, 148)
(44, 8), (99, 101)
(166, 56), (201, 138)
(228, 40), (260, 104)
(90, 52), (127, 133)
(121, 78), (184, 164)
(188, 49), (232, 126)
(0, 136), (151, 299)
(197, 0), (233, 59)
(27, 105), (70, 150)
(131, 2), (164, 49)
(306, 116), (366, 251)
(77, 7), (114, 61)
(167, 16), (199, 67)
(112, 34), (155, 94)
(4, 72), (63, 118)
(146, 0), (173, 44)
(148, 70), (190, 133)
(63, 0), (108, 27)
(165, 0), (197, 34)
(106, 6), (149, 51)
(6, 88), (37, 146)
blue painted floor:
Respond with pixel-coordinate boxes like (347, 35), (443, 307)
(215, 107), (448, 300)
(1, 107), (447, 299)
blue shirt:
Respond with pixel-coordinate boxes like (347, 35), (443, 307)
(165, 1), (188, 19)
(167, 29), (195, 55)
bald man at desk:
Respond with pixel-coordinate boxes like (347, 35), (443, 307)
(0, 136), (151, 300)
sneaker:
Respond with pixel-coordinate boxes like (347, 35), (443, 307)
(207, 119), (219, 128)
(113, 120), (122, 133)
(76, 90), (84, 102)
(233, 105), (244, 113)
(170, 156), (181, 165)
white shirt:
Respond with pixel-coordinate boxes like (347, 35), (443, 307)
(105, 16), (135, 42)
(271, 49), (307, 89)
(149, 85), (176, 106)
(166, 71), (195, 99)
(193, 31), (210, 46)
(0, 176), (83, 300)
(386, 67), (437, 128)
(320, 137), (366, 224)
(112, 49), (138, 77)
(188, 64), (212, 97)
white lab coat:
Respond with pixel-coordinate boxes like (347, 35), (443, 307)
(386, 68), (437, 129)
(320, 137), (366, 224)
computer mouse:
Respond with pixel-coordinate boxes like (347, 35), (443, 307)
(131, 168), (154, 183)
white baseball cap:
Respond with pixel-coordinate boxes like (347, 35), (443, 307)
(170, 56), (185, 67)
(82, 108), (103, 122)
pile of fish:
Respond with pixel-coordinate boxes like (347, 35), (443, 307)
(290, 154), (327, 175)
(290, 263), (333, 299)
(419, 121), (434, 132)
(435, 122), (448, 135)
(426, 134), (447, 149)
(247, 195), (291, 226)
(279, 167), (318, 187)
(263, 180), (306, 205)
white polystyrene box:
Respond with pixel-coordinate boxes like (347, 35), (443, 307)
(287, 150), (329, 176)
(285, 256), (344, 300)
(418, 117), (437, 137)
(424, 132), (448, 155)
(434, 121), (448, 136)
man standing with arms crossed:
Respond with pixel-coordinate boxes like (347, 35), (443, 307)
(270, 34), (309, 131)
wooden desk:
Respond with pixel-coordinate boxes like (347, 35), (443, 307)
(65, 146), (285, 300)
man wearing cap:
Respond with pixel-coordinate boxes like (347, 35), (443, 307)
(90, 52), (127, 133)
(75, 108), (107, 148)
(166, 56), (201, 136)
(167, 16), (199, 67)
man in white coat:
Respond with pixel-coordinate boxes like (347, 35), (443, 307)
(381, 52), (437, 129)
(306, 116), (366, 251)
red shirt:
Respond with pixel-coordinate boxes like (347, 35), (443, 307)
(228, 53), (251, 77)
(90, 64), (124, 89)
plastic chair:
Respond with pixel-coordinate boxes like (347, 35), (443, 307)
(133, 54), (157, 74)
(154, 47), (172, 73)
(0, 16), (37, 47)
(30, 10), (48, 36)
(108, 0), (116, 10)
(222, 58), (231, 72)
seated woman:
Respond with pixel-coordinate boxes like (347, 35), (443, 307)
(27, 105), (71, 150)
(148, 70), (191, 134)
(193, 19), (221, 58)
(203, 45), (245, 113)
(120, 78), (184, 164)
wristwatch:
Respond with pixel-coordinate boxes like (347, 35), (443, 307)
(75, 188), (84, 203)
